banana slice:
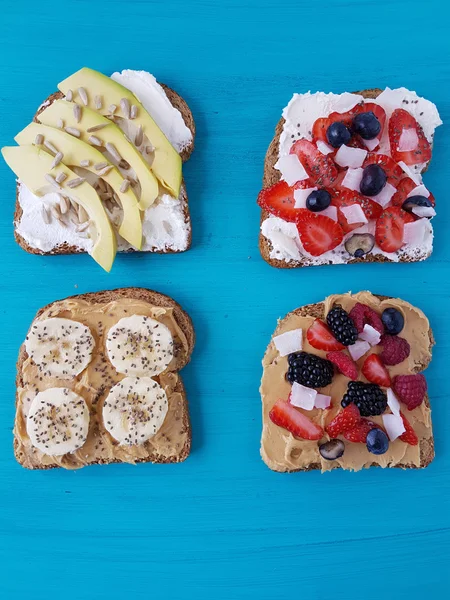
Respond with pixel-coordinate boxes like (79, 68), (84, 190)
(103, 376), (168, 445)
(26, 388), (90, 455)
(106, 315), (173, 376)
(25, 318), (95, 378)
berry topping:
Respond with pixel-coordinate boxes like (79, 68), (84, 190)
(306, 189), (332, 212)
(341, 381), (388, 416)
(326, 404), (361, 437)
(331, 189), (367, 233)
(390, 177), (417, 207)
(375, 206), (408, 253)
(380, 334), (411, 365)
(307, 319), (345, 352)
(355, 103), (386, 139)
(399, 412), (419, 446)
(352, 111), (381, 140)
(392, 374), (427, 410)
(257, 180), (309, 222)
(366, 428), (389, 455)
(360, 164), (387, 196)
(363, 153), (404, 184)
(326, 351), (358, 380)
(402, 195), (434, 216)
(326, 121), (352, 148)
(269, 399), (324, 440)
(389, 108), (432, 166)
(344, 419), (378, 443)
(319, 439), (345, 461)
(287, 351), (334, 389)
(362, 354), (391, 387)
(296, 213), (344, 256)
(381, 307), (404, 335)
(290, 139), (338, 187)
(326, 306), (359, 346)
(348, 302), (384, 335)
(345, 233), (375, 258)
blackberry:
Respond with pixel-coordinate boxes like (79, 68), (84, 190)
(341, 381), (387, 416)
(287, 351), (334, 389)
(326, 306), (358, 346)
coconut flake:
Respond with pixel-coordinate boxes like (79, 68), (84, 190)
(314, 394), (332, 409)
(273, 329), (302, 357)
(407, 184), (430, 198)
(359, 324), (381, 346)
(372, 182), (397, 207)
(398, 161), (422, 185)
(412, 206), (436, 218)
(290, 382), (317, 410)
(294, 187), (317, 209)
(362, 138), (380, 151)
(403, 219), (430, 245)
(342, 167), (364, 191)
(334, 145), (367, 168)
(348, 339), (371, 361)
(382, 413), (405, 441)
(398, 128), (419, 152)
(387, 388), (401, 415)
(341, 204), (368, 225)
(275, 155), (309, 186)
(316, 140), (334, 155)
(320, 205), (338, 221)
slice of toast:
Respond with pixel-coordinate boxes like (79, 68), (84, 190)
(260, 292), (434, 472)
(14, 80), (195, 257)
(14, 287), (195, 470)
(259, 88), (434, 268)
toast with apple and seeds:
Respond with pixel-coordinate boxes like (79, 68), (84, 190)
(258, 88), (441, 268)
(14, 287), (194, 470)
(260, 292), (435, 473)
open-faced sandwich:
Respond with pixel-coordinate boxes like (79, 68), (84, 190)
(2, 68), (195, 271)
(258, 88), (442, 267)
(260, 292), (434, 472)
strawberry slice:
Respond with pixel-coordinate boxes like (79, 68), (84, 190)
(361, 354), (391, 387)
(312, 117), (333, 146)
(326, 404), (361, 437)
(269, 399), (324, 440)
(389, 108), (431, 165)
(329, 104), (362, 126)
(326, 351), (358, 380)
(391, 177), (435, 208)
(297, 213), (344, 256)
(399, 412), (418, 446)
(343, 419), (378, 443)
(364, 153), (403, 184)
(290, 139), (338, 187)
(331, 189), (367, 233)
(375, 206), (410, 252)
(359, 196), (383, 220)
(257, 180), (311, 222)
(307, 319), (345, 351)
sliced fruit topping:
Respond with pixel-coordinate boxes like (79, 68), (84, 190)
(358, 196), (383, 220)
(399, 412), (419, 445)
(392, 374), (427, 410)
(362, 354), (391, 387)
(326, 122), (352, 148)
(380, 334), (411, 365)
(363, 153), (404, 184)
(341, 381), (388, 416)
(287, 351), (334, 389)
(381, 307), (404, 335)
(382, 413), (406, 441)
(269, 399), (324, 440)
(349, 303), (384, 335)
(390, 177), (417, 207)
(257, 180), (309, 222)
(326, 404), (361, 437)
(306, 189), (332, 212)
(375, 206), (408, 253)
(345, 233), (375, 258)
(366, 428), (389, 455)
(290, 139), (338, 187)
(319, 439), (345, 460)
(326, 306), (358, 346)
(360, 164), (387, 196)
(307, 319), (345, 351)
(296, 213), (344, 256)
(331, 189), (366, 233)
(326, 351), (358, 380)
(344, 419), (378, 443)
(389, 108), (432, 165)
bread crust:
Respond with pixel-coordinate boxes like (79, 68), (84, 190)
(14, 81), (195, 257)
(14, 287), (195, 470)
(261, 294), (435, 472)
(258, 88), (432, 268)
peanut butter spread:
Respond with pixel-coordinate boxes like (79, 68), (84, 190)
(15, 297), (191, 469)
(261, 292), (433, 472)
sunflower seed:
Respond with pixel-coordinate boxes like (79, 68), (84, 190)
(56, 172), (68, 184)
(119, 159), (130, 170)
(50, 204), (62, 219)
(97, 165), (114, 176)
(94, 162), (108, 171)
(51, 152), (64, 169)
(41, 205), (51, 224)
(109, 104), (117, 114)
(44, 140), (58, 155)
(120, 179), (130, 193)
(105, 142), (122, 163)
(145, 145), (154, 155)
(65, 126), (81, 137)
(34, 133), (44, 146)
(66, 89), (73, 102)
(78, 87), (88, 106)
(87, 123), (109, 133)
(44, 173), (60, 189)
(76, 220), (90, 233)
(78, 205), (89, 223)
(88, 135), (103, 147)
(69, 199), (79, 212)
(100, 192), (113, 201)
(79, 159), (90, 167)
(57, 118), (64, 129)
(130, 105), (138, 119)
(73, 103), (82, 123)
(94, 95), (102, 110)
(67, 177), (86, 189)
(134, 125), (143, 147)
(97, 178), (108, 193)
(59, 195), (70, 214)
(120, 98), (130, 119)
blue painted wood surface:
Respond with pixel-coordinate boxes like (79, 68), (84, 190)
(0, 0), (449, 597)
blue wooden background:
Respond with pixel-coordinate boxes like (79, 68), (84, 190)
(0, 0), (449, 597)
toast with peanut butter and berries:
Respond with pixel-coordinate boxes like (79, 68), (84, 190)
(14, 287), (194, 470)
(260, 292), (434, 472)
(258, 88), (442, 268)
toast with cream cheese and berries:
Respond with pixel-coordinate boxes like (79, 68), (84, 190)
(258, 88), (442, 267)
(261, 292), (434, 473)
(14, 287), (194, 470)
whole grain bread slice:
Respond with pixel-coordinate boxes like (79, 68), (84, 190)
(14, 81), (195, 257)
(259, 88), (432, 268)
(14, 287), (195, 470)
(261, 294), (435, 472)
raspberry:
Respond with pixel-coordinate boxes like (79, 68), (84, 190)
(326, 351), (358, 380)
(380, 334), (411, 365)
(399, 412), (419, 445)
(326, 404), (360, 437)
(343, 419), (378, 443)
(349, 302), (384, 334)
(392, 374), (427, 410)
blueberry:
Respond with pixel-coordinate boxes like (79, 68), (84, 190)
(352, 111), (381, 140)
(366, 429), (389, 455)
(326, 122), (352, 148)
(402, 195), (433, 217)
(306, 189), (331, 212)
(360, 164), (387, 196)
(381, 308), (404, 335)
(345, 233), (375, 257)
(319, 439), (345, 461)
